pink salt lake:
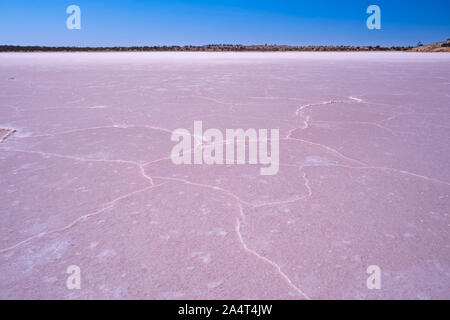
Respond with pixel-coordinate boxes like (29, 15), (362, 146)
(0, 52), (449, 299)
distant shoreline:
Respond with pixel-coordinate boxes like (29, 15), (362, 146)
(0, 45), (415, 52)
(2, 40), (448, 53)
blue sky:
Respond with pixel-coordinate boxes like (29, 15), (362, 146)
(0, 0), (449, 46)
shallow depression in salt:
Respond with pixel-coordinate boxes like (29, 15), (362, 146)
(0, 52), (449, 299)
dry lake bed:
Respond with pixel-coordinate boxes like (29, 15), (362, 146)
(0, 52), (449, 299)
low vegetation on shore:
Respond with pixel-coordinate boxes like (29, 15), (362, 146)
(410, 39), (450, 52)
(1, 40), (448, 52)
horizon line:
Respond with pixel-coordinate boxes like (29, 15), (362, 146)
(0, 44), (419, 53)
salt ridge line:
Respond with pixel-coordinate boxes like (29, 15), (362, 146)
(190, 109), (449, 135)
(295, 100), (342, 116)
(285, 136), (368, 166)
(250, 195), (307, 209)
(295, 163), (450, 187)
(282, 138), (450, 186)
(235, 222), (311, 300)
(0, 148), (139, 166)
(234, 218), (311, 300)
(338, 164), (450, 186)
(303, 172), (313, 197)
(0, 148), (156, 187)
(250, 94), (412, 114)
(379, 113), (450, 131)
(152, 175), (253, 207)
(250, 173), (312, 208)
(190, 112), (301, 125)
(8, 123), (183, 140)
(285, 116), (310, 138)
(0, 183), (167, 254)
(294, 96), (391, 117)
(295, 96), (365, 116)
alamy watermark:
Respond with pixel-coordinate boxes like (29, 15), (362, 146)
(366, 5), (381, 30)
(366, 265), (382, 290)
(66, 5), (81, 30)
(66, 265), (81, 290)
(170, 121), (280, 176)
(65, 5), (380, 32)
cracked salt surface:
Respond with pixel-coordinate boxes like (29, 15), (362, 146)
(0, 52), (449, 299)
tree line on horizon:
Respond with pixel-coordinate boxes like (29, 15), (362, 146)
(0, 44), (415, 52)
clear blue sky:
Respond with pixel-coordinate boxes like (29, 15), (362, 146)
(0, 0), (449, 46)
